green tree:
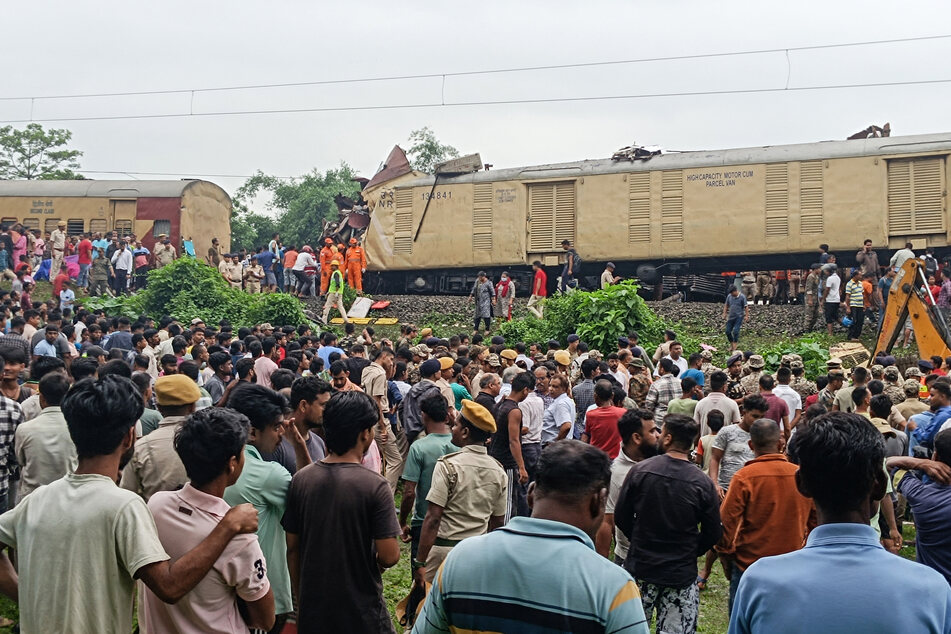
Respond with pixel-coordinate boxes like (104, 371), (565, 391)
(234, 165), (361, 248)
(229, 197), (278, 252)
(406, 127), (459, 173)
(0, 123), (83, 180)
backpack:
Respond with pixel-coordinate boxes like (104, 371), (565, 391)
(569, 249), (583, 275)
(924, 254), (938, 277)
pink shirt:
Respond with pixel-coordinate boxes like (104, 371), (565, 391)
(140, 484), (270, 634)
(361, 439), (382, 473)
(254, 356), (279, 388)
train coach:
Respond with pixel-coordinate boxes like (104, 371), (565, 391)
(0, 179), (231, 258)
(359, 132), (951, 294)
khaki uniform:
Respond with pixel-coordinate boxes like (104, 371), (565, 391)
(244, 264), (264, 293)
(788, 270), (802, 299)
(434, 378), (457, 416)
(50, 228), (67, 276)
(883, 383), (906, 406)
(738, 370), (763, 396)
(790, 376), (818, 402)
(755, 271), (772, 303)
(423, 445), (507, 582)
(741, 272), (756, 299)
(803, 271), (821, 330)
(118, 416), (188, 501)
(154, 244), (176, 267)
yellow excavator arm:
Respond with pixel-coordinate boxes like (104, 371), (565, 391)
(874, 258), (951, 361)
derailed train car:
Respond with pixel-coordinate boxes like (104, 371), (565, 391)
(359, 132), (951, 294)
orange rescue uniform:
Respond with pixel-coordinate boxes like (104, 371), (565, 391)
(347, 246), (367, 292)
(319, 246), (335, 294)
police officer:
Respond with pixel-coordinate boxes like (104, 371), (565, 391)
(414, 400), (507, 585)
(627, 358), (652, 406)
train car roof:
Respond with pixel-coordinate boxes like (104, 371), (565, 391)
(394, 131), (951, 187)
(0, 179), (221, 198)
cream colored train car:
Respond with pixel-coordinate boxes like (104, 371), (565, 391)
(360, 133), (951, 293)
(0, 179), (231, 259)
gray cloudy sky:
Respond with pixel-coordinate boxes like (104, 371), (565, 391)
(3, 0), (951, 212)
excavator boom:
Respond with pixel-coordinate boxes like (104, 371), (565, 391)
(874, 259), (951, 361)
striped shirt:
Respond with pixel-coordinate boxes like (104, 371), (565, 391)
(413, 516), (649, 634)
(845, 279), (865, 308)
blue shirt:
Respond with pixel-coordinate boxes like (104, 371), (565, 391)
(897, 469), (951, 585)
(256, 250), (275, 270)
(33, 339), (58, 358)
(730, 523), (951, 634)
(681, 368), (705, 387)
(91, 239), (109, 259)
(913, 405), (951, 450)
(316, 346), (344, 370)
(413, 516), (649, 634)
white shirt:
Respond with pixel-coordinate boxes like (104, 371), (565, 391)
(516, 354), (534, 371)
(519, 392), (545, 444)
(890, 248), (915, 269)
(606, 450), (639, 560)
(542, 393), (576, 444)
(656, 355), (688, 378)
(693, 392), (742, 437)
(773, 384), (803, 419)
(292, 252), (316, 271)
(111, 248), (133, 271)
(825, 274), (841, 303)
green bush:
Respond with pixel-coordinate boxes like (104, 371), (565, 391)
(759, 334), (831, 378)
(499, 281), (669, 352)
(80, 258), (310, 329)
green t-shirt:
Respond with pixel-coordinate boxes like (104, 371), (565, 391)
(139, 409), (163, 436)
(666, 398), (698, 417)
(224, 445), (293, 614)
(402, 433), (458, 525)
(450, 383), (473, 411)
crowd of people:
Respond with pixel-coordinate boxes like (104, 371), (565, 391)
(0, 300), (941, 633)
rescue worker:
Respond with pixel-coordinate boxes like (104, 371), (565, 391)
(413, 400), (507, 585)
(883, 366), (906, 405)
(50, 220), (67, 278)
(700, 349), (720, 388)
(319, 237), (334, 296)
(346, 237), (367, 293)
(322, 259), (350, 324)
(803, 264), (822, 331)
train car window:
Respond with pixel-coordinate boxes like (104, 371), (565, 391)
(89, 219), (107, 234)
(21, 218), (39, 232)
(67, 219), (85, 236)
(0, 218), (17, 229)
(114, 220), (133, 237)
(152, 220), (171, 238)
(44, 219), (60, 234)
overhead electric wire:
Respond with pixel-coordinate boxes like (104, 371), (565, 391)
(3, 76), (951, 124)
(77, 169), (295, 179)
(1, 32), (949, 102)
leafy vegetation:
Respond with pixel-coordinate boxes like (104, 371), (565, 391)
(80, 258), (309, 328)
(499, 281), (669, 351)
(231, 165), (362, 252)
(0, 123), (84, 180)
(758, 333), (832, 377)
(406, 127), (460, 173)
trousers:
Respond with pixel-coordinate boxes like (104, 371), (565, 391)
(527, 294), (545, 318)
(803, 298), (819, 330)
(322, 291), (349, 322)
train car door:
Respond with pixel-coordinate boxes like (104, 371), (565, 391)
(526, 180), (576, 267)
(111, 199), (136, 238)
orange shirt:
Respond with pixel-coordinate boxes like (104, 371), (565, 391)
(862, 280), (874, 308)
(283, 249), (298, 269)
(717, 454), (816, 571)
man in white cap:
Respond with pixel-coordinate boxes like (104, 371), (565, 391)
(601, 262), (620, 289)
